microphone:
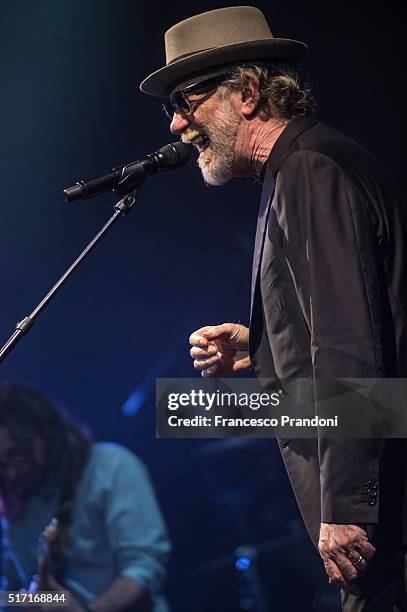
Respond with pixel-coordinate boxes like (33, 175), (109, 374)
(63, 141), (193, 202)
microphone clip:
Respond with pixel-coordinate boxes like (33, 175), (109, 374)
(114, 190), (139, 215)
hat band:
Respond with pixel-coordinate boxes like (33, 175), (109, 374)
(167, 47), (217, 65)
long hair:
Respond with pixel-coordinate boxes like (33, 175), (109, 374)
(219, 61), (317, 120)
(0, 383), (92, 506)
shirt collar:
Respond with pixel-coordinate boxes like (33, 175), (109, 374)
(260, 114), (319, 181)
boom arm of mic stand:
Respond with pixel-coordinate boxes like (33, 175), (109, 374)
(0, 189), (139, 365)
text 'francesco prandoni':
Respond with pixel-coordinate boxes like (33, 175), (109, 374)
(165, 390), (339, 429)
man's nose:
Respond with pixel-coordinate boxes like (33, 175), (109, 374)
(170, 112), (189, 135)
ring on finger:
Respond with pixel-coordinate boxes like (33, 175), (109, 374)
(354, 554), (364, 566)
(347, 551), (364, 567)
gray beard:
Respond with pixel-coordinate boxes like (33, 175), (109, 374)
(197, 99), (241, 186)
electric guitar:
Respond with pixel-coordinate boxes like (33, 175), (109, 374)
(28, 517), (59, 593)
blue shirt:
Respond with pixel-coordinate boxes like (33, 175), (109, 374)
(7, 443), (171, 611)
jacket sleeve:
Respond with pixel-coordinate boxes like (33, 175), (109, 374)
(282, 148), (384, 524)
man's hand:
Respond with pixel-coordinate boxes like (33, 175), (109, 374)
(318, 523), (376, 594)
(189, 324), (251, 376)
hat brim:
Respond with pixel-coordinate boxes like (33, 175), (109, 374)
(140, 38), (308, 98)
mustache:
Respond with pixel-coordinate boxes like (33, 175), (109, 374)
(181, 128), (207, 143)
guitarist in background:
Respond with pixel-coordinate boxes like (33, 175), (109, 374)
(0, 383), (171, 612)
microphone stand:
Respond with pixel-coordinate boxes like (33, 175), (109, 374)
(0, 189), (139, 365)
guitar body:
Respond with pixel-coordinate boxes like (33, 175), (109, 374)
(28, 517), (59, 592)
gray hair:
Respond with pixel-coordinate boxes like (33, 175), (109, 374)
(218, 62), (316, 120)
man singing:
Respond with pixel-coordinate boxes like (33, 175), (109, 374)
(140, 6), (407, 610)
(0, 383), (171, 611)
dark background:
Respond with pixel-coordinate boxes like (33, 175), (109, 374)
(0, 1), (404, 610)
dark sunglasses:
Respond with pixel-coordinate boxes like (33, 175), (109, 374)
(162, 74), (231, 120)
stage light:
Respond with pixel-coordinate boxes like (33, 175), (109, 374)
(235, 556), (251, 571)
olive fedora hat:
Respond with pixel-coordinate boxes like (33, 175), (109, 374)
(140, 6), (308, 98)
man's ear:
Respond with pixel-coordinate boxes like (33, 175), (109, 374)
(240, 73), (261, 118)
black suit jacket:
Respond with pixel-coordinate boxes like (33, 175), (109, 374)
(249, 116), (407, 547)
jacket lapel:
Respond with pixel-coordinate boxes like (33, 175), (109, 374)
(249, 116), (319, 323)
(250, 164), (275, 317)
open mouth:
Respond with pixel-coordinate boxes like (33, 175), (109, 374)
(185, 134), (210, 153)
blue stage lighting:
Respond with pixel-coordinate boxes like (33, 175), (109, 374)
(235, 556), (251, 571)
(121, 390), (145, 416)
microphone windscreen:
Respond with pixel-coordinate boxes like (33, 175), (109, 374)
(158, 142), (193, 169)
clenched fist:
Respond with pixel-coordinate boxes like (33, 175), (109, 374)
(189, 323), (251, 377)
